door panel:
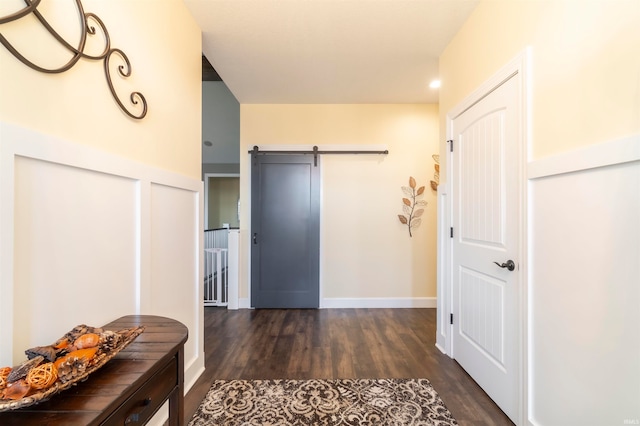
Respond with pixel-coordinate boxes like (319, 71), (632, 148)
(460, 110), (506, 247)
(460, 267), (505, 368)
(451, 74), (521, 422)
(251, 155), (320, 308)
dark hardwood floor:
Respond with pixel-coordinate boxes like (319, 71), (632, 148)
(184, 308), (513, 425)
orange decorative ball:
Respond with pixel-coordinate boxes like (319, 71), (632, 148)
(26, 362), (58, 390)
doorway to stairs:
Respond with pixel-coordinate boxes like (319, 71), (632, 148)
(204, 173), (239, 230)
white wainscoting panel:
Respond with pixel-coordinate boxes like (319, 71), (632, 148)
(0, 122), (204, 395)
(528, 136), (639, 425)
(12, 157), (139, 361)
(149, 182), (203, 384)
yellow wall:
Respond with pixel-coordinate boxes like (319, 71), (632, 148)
(439, 0), (640, 163)
(207, 177), (240, 229)
(0, 0), (202, 179)
(240, 104), (439, 302)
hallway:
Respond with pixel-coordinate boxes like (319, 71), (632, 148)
(184, 308), (513, 425)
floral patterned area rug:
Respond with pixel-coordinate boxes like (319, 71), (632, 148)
(188, 378), (458, 426)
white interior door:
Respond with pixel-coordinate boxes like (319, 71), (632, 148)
(450, 73), (522, 422)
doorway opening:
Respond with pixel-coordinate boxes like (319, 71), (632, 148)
(439, 50), (529, 425)
(204, 173), (240, 230)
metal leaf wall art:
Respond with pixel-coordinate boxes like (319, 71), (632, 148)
(0, 0), (147, 119)
(430, 155), (439, 191)
(398, 176), (427, 237)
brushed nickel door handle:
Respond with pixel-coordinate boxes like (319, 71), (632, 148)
(493, 260), (515, 271)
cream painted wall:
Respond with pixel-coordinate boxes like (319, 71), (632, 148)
(439, 0), (640, 163)
(0, 0), (202, 179)
(240, 104), (439, 304)
(207, 177), (240, 229)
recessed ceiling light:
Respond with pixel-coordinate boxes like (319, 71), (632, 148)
(429, 80), (441, 89)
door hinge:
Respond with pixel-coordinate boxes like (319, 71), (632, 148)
(450, 313), (454, 325)
(450, 227), (454, 238)
(447, 139), (453, 152)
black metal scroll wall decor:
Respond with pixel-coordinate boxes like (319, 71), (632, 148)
(0, 0), (147, 119)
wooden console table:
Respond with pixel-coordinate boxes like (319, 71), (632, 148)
(0, 315), (188, 425)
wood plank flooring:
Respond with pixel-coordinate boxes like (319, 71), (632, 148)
(184, 308), (514, 425)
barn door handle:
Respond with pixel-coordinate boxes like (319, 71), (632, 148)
(253, 233), (258, 245)
(493, 260), (515, 271)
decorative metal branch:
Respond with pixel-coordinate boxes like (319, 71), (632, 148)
(430, 154), (440, 191)
(398, 176), (427, 237)
(0, 0), (147, 119)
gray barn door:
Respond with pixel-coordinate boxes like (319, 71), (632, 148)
(251, 154), (320, 308)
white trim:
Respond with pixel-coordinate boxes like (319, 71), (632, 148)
(0, 125), (16, 357)
(321, 297), (436, 309)
(520, 49), (532, 426)
(227, 230), (240, 310)
(527, 135), (640, 180)
(183, 364), (206, 395)
(435, 185), (451, 354)
(448, 64), (519, 119)
(0, 125), (200, 191)
(319, 159), (325, 309)
(244, 160), (252, 308)
(442, 49), (530, 426)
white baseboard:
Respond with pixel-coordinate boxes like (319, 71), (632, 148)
(321, 297), (436, 309)
(236, 297), (436, 309)
(183, 363), (205, 393)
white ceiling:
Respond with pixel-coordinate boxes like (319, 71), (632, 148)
(183, 0), (479, 104)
